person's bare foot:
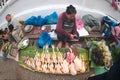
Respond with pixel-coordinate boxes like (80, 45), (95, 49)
(57, 41), (62, 48)
(65, 42), (69, 48)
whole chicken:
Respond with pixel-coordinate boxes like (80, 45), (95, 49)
(23, 56), (29, 64)
(80, 61), (86, 73)
(61, 60), (69, 73)
(74, 57), (82, 71)
(36, 60), (42, 71)
(40, 53), (46, 62)
(26, 59), (31, 67)
(69, 62), (77, 75)
(42, 63), (49, 73)
(49, 63), (55, 73)
(55, 63), (62, 74)
(34, 53), (40, 62)
(57, 54), (64, 63)
(31, 60), (35, 69)
(51, 53), (57, 63)
(46, 54), (51, 64)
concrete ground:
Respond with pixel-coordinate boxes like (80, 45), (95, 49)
(0, 57), (93, 80)
(0, 0), (120, 29)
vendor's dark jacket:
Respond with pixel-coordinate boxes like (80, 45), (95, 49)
(56, 12), (77, 38)
(107, 54), (120, 80)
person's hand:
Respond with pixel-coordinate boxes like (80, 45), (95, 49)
(70, 34), (74, 39)
(70, 34), (77, 39)
(73, 34), (77, 38)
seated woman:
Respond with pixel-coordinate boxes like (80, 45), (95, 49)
(55, 5), (78, 48)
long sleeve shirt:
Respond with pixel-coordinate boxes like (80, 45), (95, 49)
(56, 12), (77, 38)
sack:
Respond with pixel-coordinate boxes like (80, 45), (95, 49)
(24, 16), (46, 26)
(36, 16), (46, 26)
(37, 32), (53, 48)
(82, 14), (100, 28)
(24, 16), (36, 25)
(102, 16), (117, 28)
(44, 12), (58, 24)
(48, 30), (58, 40)
(76, 19), (84, 30)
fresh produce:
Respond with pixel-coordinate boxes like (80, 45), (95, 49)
(90, 40), (112, 67)
(92, 48), (105, 66)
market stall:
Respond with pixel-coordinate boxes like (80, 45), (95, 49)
(19, 45), (90, 75)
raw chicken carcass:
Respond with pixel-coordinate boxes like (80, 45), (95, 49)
(42, 64), (49, 73)
(74, 57), (82, 71)
(80, 61), (86, 73)
(49, 63), (55, 73)
(55, 63), (62, 74)
(57, 54), (64, 63)
(31, 60), (35, 69)
(40, 53), (46, 62)
(61, 60), (69, 73)
(66, 51), (75, 63)
(46, 54), (51, 64)
(69, 62), (77, 75)
(36, 60), (42, 71)
(51, 53), (57, 63)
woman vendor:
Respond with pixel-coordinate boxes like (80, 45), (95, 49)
(55, 5), (78, 48)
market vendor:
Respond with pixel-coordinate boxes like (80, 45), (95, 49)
(6, 14), (22, 43)
(55, 5), (78, 48)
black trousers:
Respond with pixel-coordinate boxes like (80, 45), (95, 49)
(56, 32), (70, 43)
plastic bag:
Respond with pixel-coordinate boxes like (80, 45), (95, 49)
(76, 19), (84, 30)
(37, 32), (53, 48)
(24, 16), (46, 26)
(82, 14), (100, 28)
(44, 12), (58, 24)
(102, 16), (117, 27)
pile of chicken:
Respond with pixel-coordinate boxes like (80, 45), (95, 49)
(22, 46), (86, 75)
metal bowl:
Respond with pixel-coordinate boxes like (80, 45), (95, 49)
(24, 25), (33, 33)
(18, 38), (29, 49)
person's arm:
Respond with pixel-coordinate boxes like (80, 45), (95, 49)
(56, 13), (71, 38)
(12, 19), (21, 30)
(72, 19), (77, 35)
